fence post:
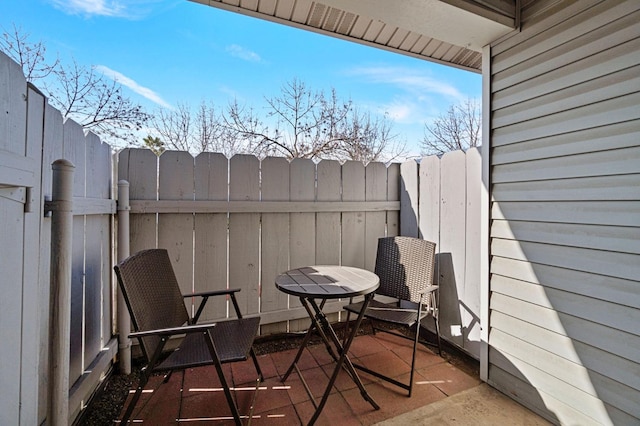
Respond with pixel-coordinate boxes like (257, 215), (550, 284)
(48, 159), (74, 426)
(117, 180), (132, 374)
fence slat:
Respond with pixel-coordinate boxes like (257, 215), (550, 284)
(439, 150), (467, 348)
(316, 160), (341, 265)
(288, 158), (315, 332)
(82, 133), (111, 368)
(118, 148), (158, 253)
(342, 161), (366, 268)
(22, 85), (45, 426)
(400, 160), (419, 237)
(464, 147), (483, 355)
(387, 163), (400, 237)
(365, 161), (388, 272)
(419, 155), (441, 246)
(229, 155), (260, 315)
(158, 151), (195, 302)
(64, 118), (86, 387)
(260, 157), (291, 334)
(0, 52), (28, 426)
(194, 152), (228, 322)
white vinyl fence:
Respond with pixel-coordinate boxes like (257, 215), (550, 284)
(401, 149), (483, 357)
(117, 147), (483, 357)
(117, 149), (402, 334)
(0, 51), (115, 425)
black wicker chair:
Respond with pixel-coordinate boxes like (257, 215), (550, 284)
(114, 248), (263, 425)
(343, 236), (440, 397)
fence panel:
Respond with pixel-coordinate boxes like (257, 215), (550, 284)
(24, 85), (46, 426)
(464, 147), (483, 356)
(66, 118), (87, 387)
(386, 163), (400, 237)
(288, 158), (315, 332)
(400, 160), (419, 237)
(118, 148), (158, 252)
(194, 152), (228, 322)
(316, 160), (342, 265)
(0, 52), (29, 426)
(158, 151), (195, 301)
(439, 150), (468, 349)
(228, 154), (261, 316)
(260, 157), (291, 334)
(83, 133), (112, 369)
(419, 155), (441, 245)
(341, 161), (366, 268)
(123, 151), (402, 333)
(411, 150), (483, 358)
(119, 149), (478, 354)
(365, 161), (389, 272)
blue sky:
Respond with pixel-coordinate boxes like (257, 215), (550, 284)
(2, 0), (481, 156)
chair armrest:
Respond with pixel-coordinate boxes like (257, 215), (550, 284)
(419, 285), (439, 295)
(129, 322), (217, 339)
(183, 288), (241, 299)
(184, 288), (243, 323)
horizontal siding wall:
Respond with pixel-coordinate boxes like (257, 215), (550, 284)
(488, 1), (640, 425)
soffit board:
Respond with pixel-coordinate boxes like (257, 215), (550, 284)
(189, 0), (516, 72)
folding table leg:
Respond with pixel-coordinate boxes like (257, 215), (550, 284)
(307, 293), (380, 425)
(281, 298), (335, 382)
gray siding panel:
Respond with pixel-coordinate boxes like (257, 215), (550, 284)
(488, 0), (640, 424)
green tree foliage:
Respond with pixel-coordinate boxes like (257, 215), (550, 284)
(142, 135), (165, 155)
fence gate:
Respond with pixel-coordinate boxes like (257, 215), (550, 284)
(1, 51), (117, 425)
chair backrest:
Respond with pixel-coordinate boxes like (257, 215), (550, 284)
(374, 236), (436, 303)
(114, 249), (189, 361)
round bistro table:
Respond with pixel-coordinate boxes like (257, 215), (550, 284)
(275, 265), (381, 425)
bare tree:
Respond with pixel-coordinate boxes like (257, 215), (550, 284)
(149, 79), (404, 161)
(224, 78), (405, 162)
(223, 79), (343, 159)
(1, 24), (150, 146)
(151, 103), (193, 152)
(421, 98), (481, 156)
(335, 107), (406, 163)
(150, 101), (243, 157)
(0, 24), (58, 81)
(48, 61), (151, 143)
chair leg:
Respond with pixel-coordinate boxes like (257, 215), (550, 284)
(120, 367), (151, 423)
(204, 330), (244, 425)
(213, 359), (243, 426)
(434, 316), (442, 356)
(408, 324), (421, 397)
(121, 337), (168, 423)
(249, 347), (264, 382)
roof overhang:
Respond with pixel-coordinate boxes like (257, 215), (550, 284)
(189, 0), (517, 72)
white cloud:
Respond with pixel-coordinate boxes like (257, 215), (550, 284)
(48, 0), (162, 19)
(386, 102), (414, 122)
(226, 44), (262, 62)
(94, 65), (172, 109)
(347, 66), (465, 101)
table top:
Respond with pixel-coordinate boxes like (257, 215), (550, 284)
(275, 265), (379, 299)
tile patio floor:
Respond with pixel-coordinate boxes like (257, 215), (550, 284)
(117, 331), (481, 425)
